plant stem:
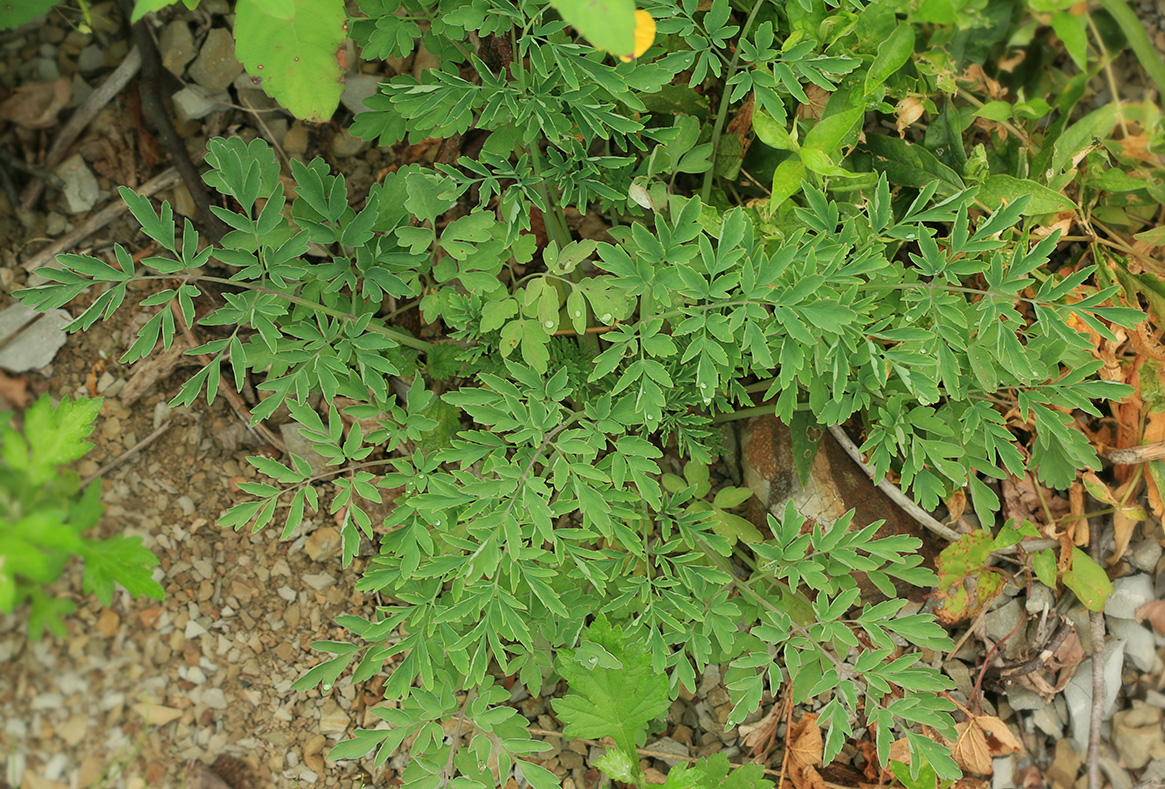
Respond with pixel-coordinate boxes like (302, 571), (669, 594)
(165, 274), (435, 351)
(701, 0), (767, 202)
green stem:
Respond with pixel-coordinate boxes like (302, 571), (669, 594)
(157, 274), (435, 351)
(700, 0), (767, 202)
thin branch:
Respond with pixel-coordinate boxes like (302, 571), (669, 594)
(826, 424), (965, 543)
(1086, 515), (1106, 789)
(80, 418), (174, 488)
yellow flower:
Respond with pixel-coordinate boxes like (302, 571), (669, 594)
(618, 9), (656, 62)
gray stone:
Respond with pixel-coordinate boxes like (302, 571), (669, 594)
(992, 755), (1015, 789)
(68, 73), (93, 108)
(36, 58), (59, 81)
(171, 86), (229, 124)
(1128, 536), (1163, 573)
(159, 21), (196, 76)
(1105, 574), (1155, 620)
(77, 44), (104, 73)
(280, 423), (330, 474)
(1004, 685), (1047, 711)
(329, 128), (369, 158)
(1032, 703), (1064, 738)
(1025, 582), (1056, 614)
(1142, 759), (1165, 782)
(1063, 640), (1127, 753)
(985, 598), (1024, 652)
(54, 154), (99, 214)
(648, 737), (690, 768)
(0, 302), (71, 372)
(341, 73), (381, 115)
(1108, 617), (1159, 672)
(1098, 756), (1134, 789)
(187, 27), (242, 94)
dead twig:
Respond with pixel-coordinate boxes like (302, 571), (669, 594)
(80, 418), (174, 488)
(996, 618), (1076, 679)
(826, 424), (965, 543)
(1087, 515), (1106, 789)
(21, 166), (181, 273)
(115, 0), (227, 243)
(1108, 441), (1165, 465)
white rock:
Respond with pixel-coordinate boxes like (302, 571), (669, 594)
(341, 73), (382, 115)
(201, 687), (228, 710)
(277, 585), (297, 602)
(185, 619), (208, 639)
(318, 700), (350, 735)
(1105, 574), (1155, 619)
(1064, 640), (1127, 753)
(54, 153), (100, 213)
(303, 572), (336, 591)
(1108, 617), (1159, 672)
(0, 301), (71, 372)
(171, 86), (229, 124)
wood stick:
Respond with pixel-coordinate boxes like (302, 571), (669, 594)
(1107, 441), (1165, 465)
(21, 166), (181, 274)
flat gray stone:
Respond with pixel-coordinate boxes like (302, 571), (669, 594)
(328, 128), (369, 158)
(159, 21), (196, 76)
(340, 73), (381, 115)
(280, 423), (330, 474)
(77, 44), (104, 73)
(985, 598), (1024, 651)
(1063, 640), (1127, 753)
(171, 87), (229, 124)
(1108, 617), (1159, 672)
(1106, 574), (1155, 620)
(0, 302), (71, 372)
(187, 27), (242, 94)
(1128, 536), (1163, 573)
(647, 737), (689, 768)
(54, 153), (99, 214)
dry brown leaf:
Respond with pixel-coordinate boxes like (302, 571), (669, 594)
(997, 49), (1027, 72)
(1136, 599), (1165, 635)
(1142, 411), (1165, 518)
(895, 97), (925, 137)
(0, 76), (71, 129)
(0, 370), (29, 409)
(946, 489), (967, 524)
(796, 84), (830, 121)
(1109, 476), (1145, 564)
(786, 713), (827, 789)
(740, 704), (780, 752)
(951, 715), (1021, 775)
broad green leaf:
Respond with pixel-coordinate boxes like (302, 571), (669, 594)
(863, 135), (964, 196)
(978, 175), (1076, 215)
(1051, 11), (1087, 70)
(549, 0), (636, 58)
(865, 24), (915, 95)
(234, 0), (348, 122)
(78, 535), (165, 607)
(1063, 547), (1112, 611)
(1, 0), (60, 28)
